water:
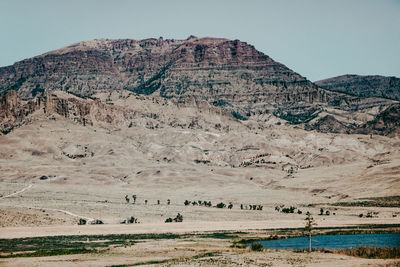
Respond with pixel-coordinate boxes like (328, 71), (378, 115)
(254, 233), (400, 250)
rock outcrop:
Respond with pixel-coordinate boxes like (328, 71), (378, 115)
(0, 90), (134, 134)
(315, 74), (400, 101)
(354, 104), (400, 137)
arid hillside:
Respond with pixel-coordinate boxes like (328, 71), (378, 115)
(0, 89), (399, 227)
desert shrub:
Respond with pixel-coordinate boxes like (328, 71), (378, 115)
(250, 242), (263, 251)
(298, 210), (303, 214)
(281, 206), (296, 213)
(166, 213), (183, 223)
(216, 202), (226, 208)
(90, 219), (104, 225)
(173, 213), (183, 222)
(228, 202), (233, 209)
(184, 200), (191, 206)
(78, 218), (86, 225)
(128, 216), (138, 224)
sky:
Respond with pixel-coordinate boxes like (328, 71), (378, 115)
(0, 0), (399, 81)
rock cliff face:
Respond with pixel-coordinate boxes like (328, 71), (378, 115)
(0, 90), (132, 134)
(0, 37), (397, 127)
(315, 75), (400, 101)
(0, 36), (350, 119)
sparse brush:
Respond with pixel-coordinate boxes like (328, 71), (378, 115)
(250, 242), (263, 251)
(335, 246), (400, 259)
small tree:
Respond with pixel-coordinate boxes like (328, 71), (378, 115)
(216, 202), (226, 208)
(167, 199), (170, 205)
(305, 212), (317, 252)
(144, 200), (148, 205)
(184, 200), (191, 206)
(319, 208), (324, 215)
(125, 195), (130, 204)
(228, 202), (233, 209)
(132, 195), (137, 204)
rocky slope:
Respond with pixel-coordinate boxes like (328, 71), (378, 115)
(315, 74), (400, 101)
(353, 103), (400, 137)
(0, 37), (395, 124)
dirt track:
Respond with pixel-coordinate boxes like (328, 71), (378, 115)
(1, 218), (399, 239)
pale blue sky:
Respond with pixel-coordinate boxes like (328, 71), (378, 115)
(0, 0), (399, 81)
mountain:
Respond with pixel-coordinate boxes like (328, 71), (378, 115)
(315, 74), (400, 101)
(0, 36), (390, 122)
(0, 37), (397, 131)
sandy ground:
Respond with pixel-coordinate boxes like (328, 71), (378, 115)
(1, 218), (400, 239)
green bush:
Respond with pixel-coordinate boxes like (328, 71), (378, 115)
(250, 242), (263, 251)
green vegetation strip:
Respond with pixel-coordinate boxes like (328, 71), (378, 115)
(0, 232), (239, 258)
(335, 246), (400, 259)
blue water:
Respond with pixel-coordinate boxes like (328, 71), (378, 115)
(254, 233), (400, 250)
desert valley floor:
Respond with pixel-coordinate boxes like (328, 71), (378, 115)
(0, 91), (399, 266)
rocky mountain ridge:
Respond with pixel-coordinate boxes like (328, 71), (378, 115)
(0, 37), (390, 121)
(315, 74), (400, 101)
(1, 89), (399, 137)
(0, 36), (398, 132)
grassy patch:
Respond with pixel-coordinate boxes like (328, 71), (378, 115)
(0, 233), (182, 258)
(335, 246), (400, 259)
(196, 232), (240, 239)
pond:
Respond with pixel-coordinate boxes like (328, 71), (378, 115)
(253, 233), (400, 250)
